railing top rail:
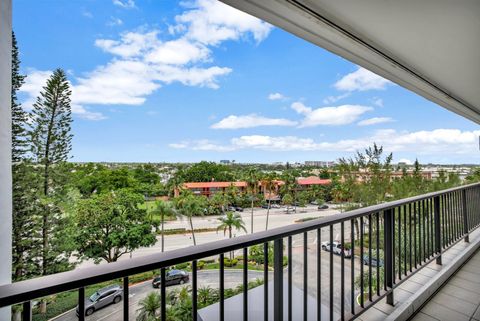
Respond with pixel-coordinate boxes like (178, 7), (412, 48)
(1, 182), (479, 307)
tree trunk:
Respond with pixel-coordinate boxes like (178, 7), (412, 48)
(161, 211), (164, 252)
(265, 198), (271, 231)
(229, 227), (233, 260)
(250, 199), (254, 234)
(189, 216), (196, 246)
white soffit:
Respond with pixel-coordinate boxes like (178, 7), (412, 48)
(221, 0), (480, 124)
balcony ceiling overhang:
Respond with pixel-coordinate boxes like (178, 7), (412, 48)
(220, 0), (480, 124)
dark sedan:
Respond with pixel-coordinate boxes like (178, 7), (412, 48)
(152, 269), (189, 288)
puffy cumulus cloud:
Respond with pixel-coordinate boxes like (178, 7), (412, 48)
(175, 0), (273, 46)
(170, 129), (480, 156)
(113, 0), (135, 9)
(211, 114), (297, 129)
(22, 1), (272, 119)
(291, 102), (373, 127)
(335, 67), (391, 91)
(357, 117), (394, 126)
(19, 70), (106, 121)
(397, 158), (413, 165)
(268, 92), (286, 101)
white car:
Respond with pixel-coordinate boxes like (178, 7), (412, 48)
(321, 241), (352, 258)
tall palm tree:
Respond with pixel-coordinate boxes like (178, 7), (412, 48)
(261, 173), (277, 231)
(175, 191), (206, 246)
(217, 211), (247, 239)
(245, 168), (259, 233)
(217, 211), (247, 258)
(153, 200), (177, 252)
(136, 292), (161, 321)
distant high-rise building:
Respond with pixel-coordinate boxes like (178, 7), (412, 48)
(304, 161), (335, 167)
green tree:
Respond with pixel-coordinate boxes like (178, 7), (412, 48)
(217, 211), (247, 239)
(245, 168), (259, 233)
(261, 173), (277, 230)
(136, 292), (161, 321)
(175, 161), (233, 182)
(11, 32), (28, 163)
(29, 68), (74, 313)
(282, 193), (293, 212)
(153, 200), (177, 252)
(74, 189), (157, 263)
(175, 192), (207, 246)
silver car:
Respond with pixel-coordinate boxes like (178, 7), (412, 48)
(76, 284), (123, 316)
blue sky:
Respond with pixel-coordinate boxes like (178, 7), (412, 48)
(13, 0), (480, 164)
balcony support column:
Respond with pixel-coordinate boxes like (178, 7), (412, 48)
(0, 0), (12, 319)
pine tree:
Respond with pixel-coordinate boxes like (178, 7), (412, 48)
(11, 32), (27, 163)
(29, 68), (74, 312)
(11, 32), (42, 284)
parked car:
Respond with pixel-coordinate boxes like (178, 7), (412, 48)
(362, 255), (384, 267)
(321, 241), (352, 258)
(318, 204), (329, 210)
(261, 204), (270, 209)
(152, 269), (189, 288)
(235, 206), (244, 212)
(283, 206), (296, 213)
(271, 204), (281, 208)
(76, 284), (123, 316)
(228, 206), (236, 212)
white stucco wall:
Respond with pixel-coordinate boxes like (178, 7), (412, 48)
(0, 0), (12, 319)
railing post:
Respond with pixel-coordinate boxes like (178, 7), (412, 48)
(462, 189), (469, 243)
(274, 238), (283, 321)
(384, 209), (394, 305)
(22, 301), (31, 321)
(434, 196), (442, 265)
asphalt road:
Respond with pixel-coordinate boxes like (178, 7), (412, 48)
(55, 270), (269, 321)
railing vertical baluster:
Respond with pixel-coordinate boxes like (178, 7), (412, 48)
(274, 238), (284, 321)
(414, 202), (417, 269)
(359, 217), (364, 308)
(317, 228), (321, 321)
(434, 196), (442, 265)
(385, 208), (394, 305)
(368, 214), (372, 302)
(264, 244), (268, 321)
(303, 232), (308, 321)
(456, 191), (461, 240)
(243, 247), (248, 321)
(78, 287), (85, 321)
(449, 193), (453, 245)
(398, 207), (402, 281)
(426, 199), (430, 259)
(192, 260), (198, 321)
(403, 205), (407, 276)
(376, 213), (380, 296)
(422, 200), (426, 263)
(341, 221), (345, 320)
(408, 203), (412, 273)
(463, 189), (469, 242)
(441, 194), (446, 248)
(350, 219), (355, 315)
(22, 301), (32, 321)
(329, 225), (334, 321)
(123, 277), (129, 321)
(288, 236), (292, 321)
(220, 254), (225, 321)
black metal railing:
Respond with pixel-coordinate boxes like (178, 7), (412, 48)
(1, 183), (480, 321)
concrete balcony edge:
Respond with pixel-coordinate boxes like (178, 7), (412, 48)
(386, 231), (480, 321)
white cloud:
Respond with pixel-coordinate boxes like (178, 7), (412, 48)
(174, 0), (272, 46)
(19, 70), (106, 121)
(113, 0), (135, 9)
(335, 67), (391, 91)
(398, 158), (413, 165)
(170, 129), (480, 156)
(291, 102), (373, 127)
(211, 114), (297, 129)
(357, 117), (394, 126)
(22, 1), (271, 117)
(372, 97), (384, 107)
(107, 17), (123, 27)
(323, 93), (350, 104)
(268, 92), (286, 101)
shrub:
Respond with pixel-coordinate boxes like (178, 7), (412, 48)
(197, 260), (205, 270)
(175, 262), (189, 270)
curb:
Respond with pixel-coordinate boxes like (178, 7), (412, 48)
(386, 234), (480, 321)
